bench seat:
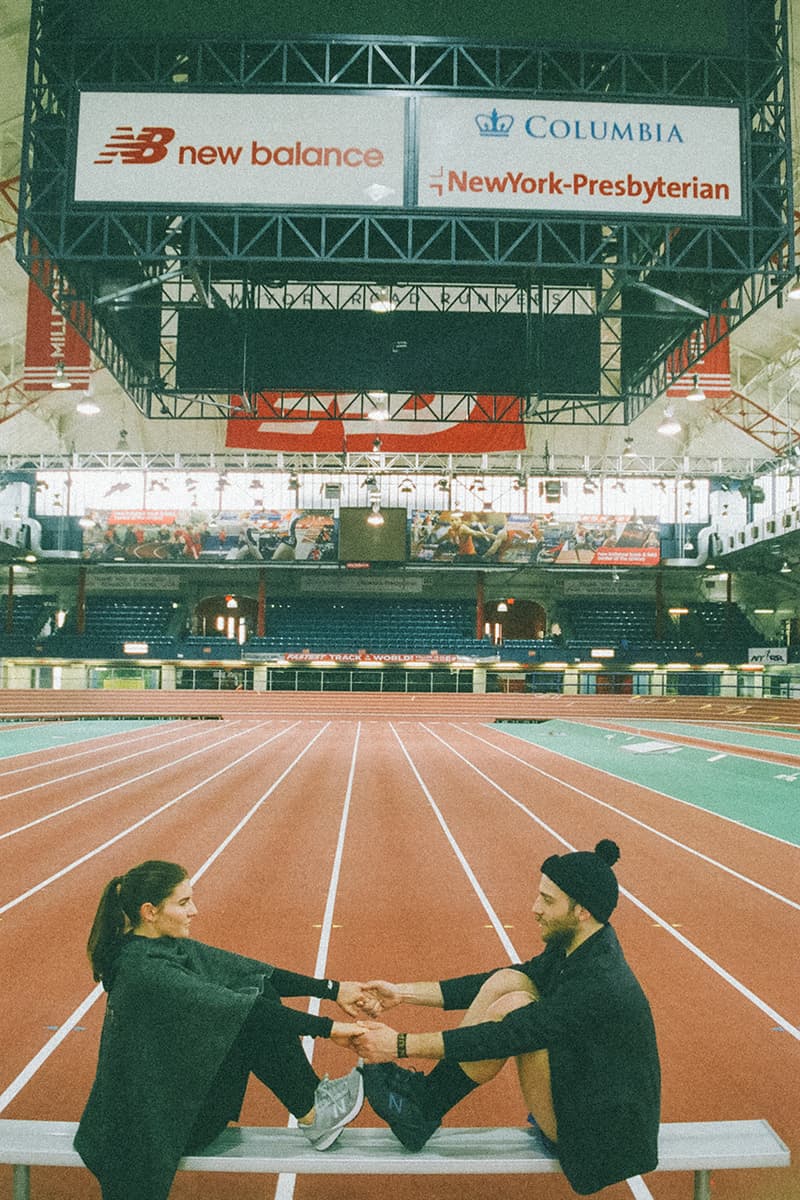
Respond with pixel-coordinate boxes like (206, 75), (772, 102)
(0, 1119), (789, 1198)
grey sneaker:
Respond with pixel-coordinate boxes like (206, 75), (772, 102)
(300, 1067), (364, 1150)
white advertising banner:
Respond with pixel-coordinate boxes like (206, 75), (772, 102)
(74, 92), (407, 206)
(747, 647), (788, 664)
(417, 98), (742, 216)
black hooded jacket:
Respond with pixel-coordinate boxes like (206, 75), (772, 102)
(440, 924), (661, 1195)
(74, 936), (333, 1200)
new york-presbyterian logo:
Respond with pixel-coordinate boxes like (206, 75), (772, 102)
(95, 126), (176, 164)
(475, 108), (514, 137)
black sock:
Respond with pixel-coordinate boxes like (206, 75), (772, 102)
(421, 1060), (478, 1122)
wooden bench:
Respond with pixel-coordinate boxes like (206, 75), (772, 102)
(0, 1118), (789, 1200)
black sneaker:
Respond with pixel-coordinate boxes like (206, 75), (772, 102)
(361, 1062), (440, 1152)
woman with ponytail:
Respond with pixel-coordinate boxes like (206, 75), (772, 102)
(74, 861), (369, 1200)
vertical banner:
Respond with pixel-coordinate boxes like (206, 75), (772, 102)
(23, 277), (92, 392)
(666, 315), (731, 400)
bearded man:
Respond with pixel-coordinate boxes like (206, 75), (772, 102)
(354, 839), (661, 1196)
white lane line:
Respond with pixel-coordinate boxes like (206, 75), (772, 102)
(0, 720), (206, 779)
(391, 724), (655, 1200)
(0, 985), (104, 1116)
(0, 720), (264, 843)
(421, 724), (800, 1043)
(0, 720), (232, 800)
(454, 724), (800, 911)
(0, 723), (298, 915)
(274, 722), (361, 1200)
(0, 721), (331, 1116)
(391, 724), (517, 961)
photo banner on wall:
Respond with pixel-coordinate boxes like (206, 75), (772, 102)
(225, 394), (526, 452)
(80, 509), (336, 564)
(410, 511), (660, 565)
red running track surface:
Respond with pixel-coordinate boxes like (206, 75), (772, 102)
(0, 712), (797, 1200)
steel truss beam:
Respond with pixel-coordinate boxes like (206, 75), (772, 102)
(17, 0), (795, 422)
(0, 451), (774, 480)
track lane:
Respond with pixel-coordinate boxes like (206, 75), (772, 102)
(463, 722), (800, 899)
(0, 719), (250, 836)
(0, 720), (361, 1199)
(0, 718), (796, 1200)
(380, 721), (798, 1200)
(410, 722), (799, 1026)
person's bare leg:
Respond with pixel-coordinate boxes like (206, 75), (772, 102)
(454, 971), (557, 1140)
(455, 970), (537, 1085)
(516, 1047), (557, 1142)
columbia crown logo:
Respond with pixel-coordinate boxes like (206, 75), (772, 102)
(475, 108), (514, 137)
(95, 126), (176, 165)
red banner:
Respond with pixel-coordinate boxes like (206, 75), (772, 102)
(665, 316), (731, 400)
(225, 392), (526, 452)
(23, 276), (92, 392)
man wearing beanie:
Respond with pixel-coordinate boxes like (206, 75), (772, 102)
(354, 840), (661, 1196)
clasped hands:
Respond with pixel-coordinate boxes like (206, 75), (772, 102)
(330, 979), (406, 1063)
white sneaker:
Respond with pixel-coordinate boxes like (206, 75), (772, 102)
(300, 1067), (364, 1150)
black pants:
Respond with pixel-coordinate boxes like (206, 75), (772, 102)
(183, 991), (321, 1152)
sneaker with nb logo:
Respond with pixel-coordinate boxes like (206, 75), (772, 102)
(361, 1062), (440, 1151)
(300, 1067), (364, 1150)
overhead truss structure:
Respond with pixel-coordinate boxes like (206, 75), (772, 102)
(16, 0), (796, 422)
(0, 450), (776, 482)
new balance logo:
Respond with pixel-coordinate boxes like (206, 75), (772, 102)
(388, 1094), (405, 1115)
(95, 126), (176, 165)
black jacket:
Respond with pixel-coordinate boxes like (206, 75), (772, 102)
(74, 936), (332, 1200)
(440, 925), (661, 1195)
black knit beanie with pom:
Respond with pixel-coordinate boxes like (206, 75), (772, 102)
(540, 839), (621, 923)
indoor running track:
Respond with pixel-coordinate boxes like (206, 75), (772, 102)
(0, 714), (797, 1200)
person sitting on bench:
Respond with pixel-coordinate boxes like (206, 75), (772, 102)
(354, 839), (661, 1196)
(74, 860), (370, 1200)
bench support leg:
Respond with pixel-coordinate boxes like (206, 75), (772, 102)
(13, 1165), (30, 1200)
(693, 1169), (711, 1200)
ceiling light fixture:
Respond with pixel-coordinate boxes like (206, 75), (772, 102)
(780, 561), (792, 574)
(367, 390), (389, 419)
(369, 287), (397, 313)
(50, 361), (71, 390)
(76, 398), (100, 415)
(366, 502), (384, 526)
(685, 374), (706, 402)
(657, 407), (681, 436)
(622, 436), (636, 457)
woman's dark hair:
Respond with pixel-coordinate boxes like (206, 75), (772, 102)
(87, 860), (188, 983)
